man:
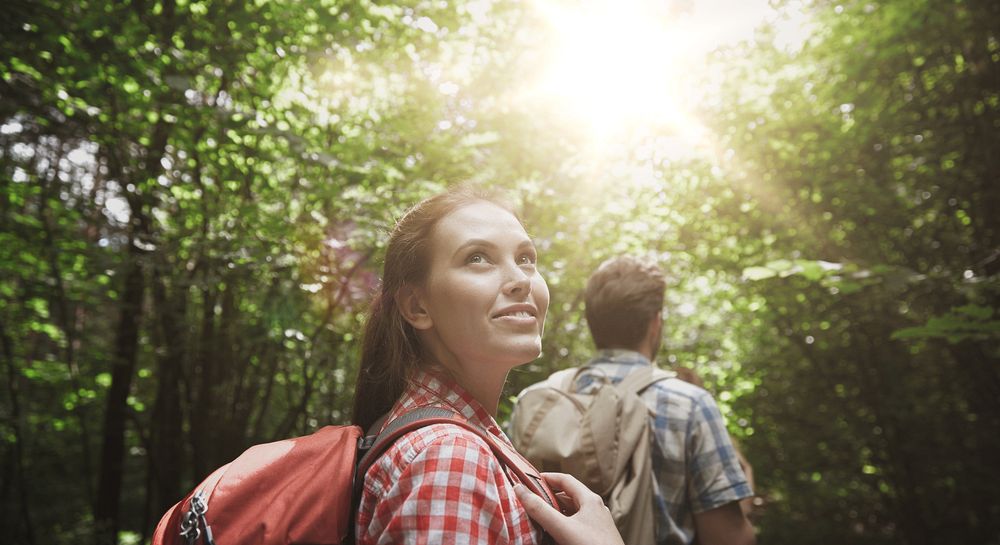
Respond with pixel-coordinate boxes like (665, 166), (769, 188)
(543, 256), (755, 545)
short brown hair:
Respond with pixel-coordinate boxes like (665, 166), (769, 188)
(584, 256), (666, 350)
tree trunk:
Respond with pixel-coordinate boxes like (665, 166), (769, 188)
(93, 251), (144, 543)
(190, 286), (218, 479)
(0, 318), (35, 544)
(147, 269), (186, 524)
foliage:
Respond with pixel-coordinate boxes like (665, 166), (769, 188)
(705, 1), (1000, 543)
(1, 0), (998, 544)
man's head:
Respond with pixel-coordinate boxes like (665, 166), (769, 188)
(584, 256), (666, 357)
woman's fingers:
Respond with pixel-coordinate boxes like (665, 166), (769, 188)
(514, 484), (565, 531)
(540, 472), (604, 510)
(517, 474), (625, 545)
(539, 472), (588, 494)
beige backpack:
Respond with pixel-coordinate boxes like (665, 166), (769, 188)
(510, 366), (675, 545)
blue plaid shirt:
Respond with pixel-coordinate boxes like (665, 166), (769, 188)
(572, 350), (752, 545)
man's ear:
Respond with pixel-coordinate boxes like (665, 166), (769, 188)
(647, 312), (663, 338)
(396, 284), (433, 330)
(642, 312), (664, 359)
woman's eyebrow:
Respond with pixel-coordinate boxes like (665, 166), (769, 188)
(452, 238), (534, 258)
(452, 239), (496, 258)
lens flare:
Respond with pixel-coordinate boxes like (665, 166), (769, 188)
(523, 0), (707, 147)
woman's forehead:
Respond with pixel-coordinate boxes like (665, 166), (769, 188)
(434, 200), (528, 244)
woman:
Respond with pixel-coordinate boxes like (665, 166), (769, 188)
(352, 188), (623, 545)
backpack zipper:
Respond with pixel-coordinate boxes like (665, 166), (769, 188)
(179, 490), (216, 545)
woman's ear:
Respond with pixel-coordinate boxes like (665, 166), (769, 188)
(396, 284), (433, 330)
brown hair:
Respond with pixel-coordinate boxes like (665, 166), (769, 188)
(351, 187), (515, 431)
(584, 256), (666, 350)
(673, 366), (705, 388)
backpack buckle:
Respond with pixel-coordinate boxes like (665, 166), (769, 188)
(358, 434), (377, 451)
(179, 506), (201, 544)
(179, 491), (215, 545)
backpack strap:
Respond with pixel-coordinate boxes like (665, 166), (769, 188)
(550, 367), (580, 391)
(616, 365), (676, 395)
(354, 407), (561, 514)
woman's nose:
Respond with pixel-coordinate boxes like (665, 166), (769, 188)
(502, 264), (531, 296)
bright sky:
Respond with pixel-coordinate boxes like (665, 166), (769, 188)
(520, 0), (813, 155)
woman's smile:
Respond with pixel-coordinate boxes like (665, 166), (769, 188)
(491, 303), (539, 326)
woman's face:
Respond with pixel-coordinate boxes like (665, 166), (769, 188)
(410, 200), (549, 375)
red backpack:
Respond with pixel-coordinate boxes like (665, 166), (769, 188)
(152, 407), (557, 545)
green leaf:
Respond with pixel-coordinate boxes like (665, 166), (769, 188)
(743, 266), (777, 281)
(954, 304), (993, 320)
(798, 261), (826, 281)
(765, 259), (794, 272)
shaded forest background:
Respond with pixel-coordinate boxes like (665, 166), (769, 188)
(2, 0), (999, 543)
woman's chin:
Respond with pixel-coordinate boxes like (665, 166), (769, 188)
(505, 342), (543, 367)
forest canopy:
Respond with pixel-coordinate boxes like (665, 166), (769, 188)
(1, 0), (998, 544)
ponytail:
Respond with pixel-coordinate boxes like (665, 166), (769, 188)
(352, 290), (419, 431)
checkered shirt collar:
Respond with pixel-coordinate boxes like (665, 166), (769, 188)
(395, 368), (500, 432)
(587, 348), (653, 368)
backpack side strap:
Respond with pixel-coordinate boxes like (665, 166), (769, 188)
(616, 366), (676, 395)
(546, 367), (579, 391)
(354, 407), (560, 512)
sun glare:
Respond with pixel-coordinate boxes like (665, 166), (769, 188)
(526, 0), (707, 146)
(521, 0), (812, 155)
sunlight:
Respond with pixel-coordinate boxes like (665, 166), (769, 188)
(521, 0), (812, 154)
(527, 0), (704, 144)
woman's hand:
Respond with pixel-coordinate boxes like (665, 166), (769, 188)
(514, 472), (624, 545)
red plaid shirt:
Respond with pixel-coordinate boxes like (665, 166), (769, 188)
(355, 369), (543, 545)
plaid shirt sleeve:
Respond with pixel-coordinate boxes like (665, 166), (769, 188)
(685, 390), (753, 513)
(357, 424), (540, 545)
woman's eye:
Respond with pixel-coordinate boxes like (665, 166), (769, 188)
(517, 253), (537, 265)
(467, 253), (486, 264)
